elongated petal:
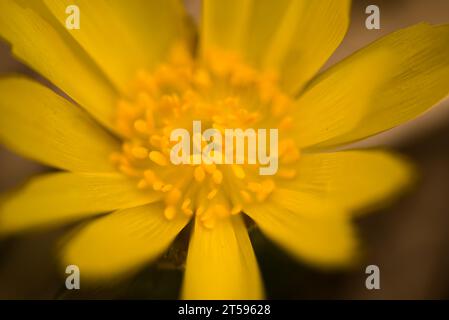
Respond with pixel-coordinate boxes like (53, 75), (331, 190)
(201, 0), (350, 93)
(182, 215), (263, 299)
(294, 23), (449, 149)
(61, 202), (188, 279)
(0, 0), (118, 130)
(280, 150), (413, 213)
(0, 173), (160, 234)
(244, 202), (357, 267)
(0, 76), (119, 172)
(44, 0), (189, 92)
(266, 188), (348, 219)
(201, 0), (252, 53)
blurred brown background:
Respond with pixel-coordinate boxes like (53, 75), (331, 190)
(1, 0), (449, 299)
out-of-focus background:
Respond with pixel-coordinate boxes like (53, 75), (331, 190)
(1, 0), (449, 299)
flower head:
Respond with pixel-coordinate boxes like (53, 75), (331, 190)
(0, 0), (448, 299)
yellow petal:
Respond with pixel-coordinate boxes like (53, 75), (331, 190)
(0, 0), (118, 131)
(0, 76), (119, 172)
(294, 23), (449, 149)
(201, 0), (350, 93)
(280, 150), (414, 214)
(244, 202), (357, 268)
(62, 202), (189, 280)
(0, 173), (161, 235)
(201, 0), (252, 53)
(44, 0), (190, 93)
(267, 188), (347, 219)
(182, 215), (263, 299)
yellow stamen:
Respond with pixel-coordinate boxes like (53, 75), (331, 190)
(196, 206), (205, 216)
(207, 188), (218, 200)
(149, 151), (168, 166)
(232, 165), (245, 179)
(166, 188), (182, 205)
(240, 190), (253, 203)
(231, 205), (242, 215)
(111, 45), (301, 227)
(182, 198), (191, 210)
(194, 166), (206, 182)
(203, 163), (217, 174)
(144, 170), (156, 183)
(132, 146), (149, 159)
(134, 119), (149, 134)
(247, 182), (262, 193)
(149, 135), (162, 148)
(137, 179), (148, 189)
(153, 180), (164, 191)
(202, 217), (216, 229)
(164, 206), (177, 220)
(212, 169), (223, 184)
(161, 184), (173, 192)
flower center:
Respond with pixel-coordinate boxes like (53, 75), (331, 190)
(111, 44), (300, 228)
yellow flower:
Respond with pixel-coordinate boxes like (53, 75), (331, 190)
(0, 0), (448, 299)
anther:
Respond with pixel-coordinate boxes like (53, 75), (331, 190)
(132, 146), (149, 159)
(194, 166), (206, 182)
(149, 151), (168, 166)
(164, 206), (177, 220)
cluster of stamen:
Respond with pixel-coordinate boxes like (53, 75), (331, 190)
(110, 45), (301, 228)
